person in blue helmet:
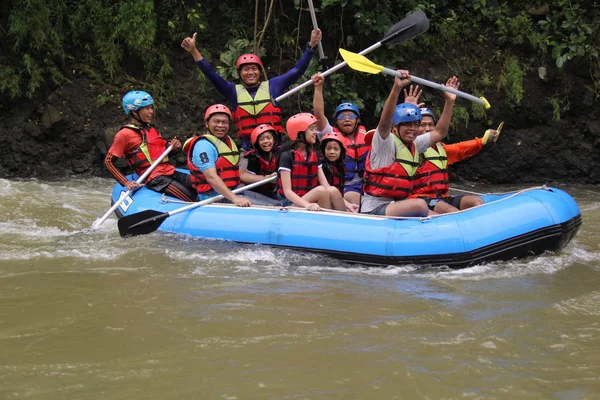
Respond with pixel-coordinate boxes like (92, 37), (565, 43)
(404, 86), (502, 213)
(360, 72), (460, 217)
(105, 91), (197, 202)
(312, 73), (370, 207)
(181, 29), (322, 152)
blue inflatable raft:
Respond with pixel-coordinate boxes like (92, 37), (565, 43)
(110, 180), (581, 268)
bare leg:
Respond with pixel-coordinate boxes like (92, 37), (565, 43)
(459, 195), (484, 210)
(385, 198), (429, 217)
(301, 186), (332, 209)
(327, 186), (346, 211)
(344, 191), (361, 206)
(434, 201), (459, 214)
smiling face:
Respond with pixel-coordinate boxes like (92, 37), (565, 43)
(323, 140), (342, 162)
(135, 104), (154, 124)
(257, 131), (275, 153)
(419, 116), (435, 135)
(397, 120), (421, 143)
(239, 64), (261, 87)
(303, 123), (319, 145)
(206, 113), (230, 138)
(335, 112), (358, 135)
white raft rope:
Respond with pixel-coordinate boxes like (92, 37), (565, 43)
(157, 185), (551, 222)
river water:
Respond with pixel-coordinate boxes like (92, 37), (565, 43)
(0, 177), (599, 399)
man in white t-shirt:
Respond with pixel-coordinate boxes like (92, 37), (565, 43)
(360, 71), (460, 217)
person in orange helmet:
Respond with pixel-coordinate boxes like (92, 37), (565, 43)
(181, 29), (322, 152)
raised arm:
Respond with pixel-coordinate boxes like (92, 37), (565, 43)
(377, 70), (411, 140)
(181, 32), (236, 103)
(428, 76), (459, 147)
(312, 73), (328, 132)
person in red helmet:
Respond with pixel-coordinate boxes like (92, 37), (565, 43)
(278, 113), (347, 212)
(105, 90), (196, 202)
(181, 29), (322, 151)
(239, 124), (281, 206)
(184, 104), (251, 207)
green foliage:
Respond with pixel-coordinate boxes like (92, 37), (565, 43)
(548, 94), (569, 121)
(538, 0), (599, 68)
(1, 0), (598, 127)
(0, 67), (21, 98)
(498, 56), (525, 106)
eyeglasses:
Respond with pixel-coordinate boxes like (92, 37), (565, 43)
(336, 113), (358, 121)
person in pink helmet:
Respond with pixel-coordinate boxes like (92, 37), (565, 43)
(277, 113), (347, 212)
(181, 29), (322, 152)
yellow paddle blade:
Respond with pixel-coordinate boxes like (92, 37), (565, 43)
(480, 96), (491, 109)
(494, 121), (504, 143)
(339, 48), (385, 75)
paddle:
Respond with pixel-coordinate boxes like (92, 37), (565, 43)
(117, 175), (278, 238)
(339, 48), (491, 109)
(307, 0), (326, 70)
(92, 145), (174, 229)
(273, 10), (429, 104)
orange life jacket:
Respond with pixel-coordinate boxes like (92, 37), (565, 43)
(243, 149), (279, 197)
(363, 135), (420, 200)
(186, 134), (240, 194)
(411, 143), (449, 197)
(232, 82), (283, 138)
(333, 125), (369, 180)
(122, 124), (170, 176)
(278, 148), (320, 197)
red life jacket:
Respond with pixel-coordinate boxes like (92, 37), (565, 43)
(122, 124), (170, 176)
(323, 162), (345, 194)
(411, 143), (449, 198)
(232, 82), (283, 138)
(333, 125), (369, 180)
(186, 134), (240, 194)
(363, 135), (420, 200)
(278, 148), (320, 197)
(243, 149), (279, 197)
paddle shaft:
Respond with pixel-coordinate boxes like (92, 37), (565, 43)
(307, 0), (325, 62)
(381, 67), (487, 106)
(274, 10), (428, 103)
(162, 175), (278, 218)
(92, 145), (174, 228)
(275, 41), (383, 103)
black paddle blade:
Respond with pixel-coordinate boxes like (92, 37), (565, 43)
(118, 209), (168, 238)
(381, 10), (429, 45)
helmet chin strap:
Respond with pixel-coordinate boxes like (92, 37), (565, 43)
(131, 111), (148, 127)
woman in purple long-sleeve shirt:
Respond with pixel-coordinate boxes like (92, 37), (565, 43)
(181, 30), (322, 151)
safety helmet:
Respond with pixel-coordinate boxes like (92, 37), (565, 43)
(236, 54), (264, 70)
(419, 107), (437, 124)
(392, 103), (422, 126)
(334, 102), (360, 118)
(251, 124), (277, 147)
(320, 131), (347, 151)
(122, 91), (154, 115)
(285, 113), (317, 141)
(204, 104), (232, 121)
